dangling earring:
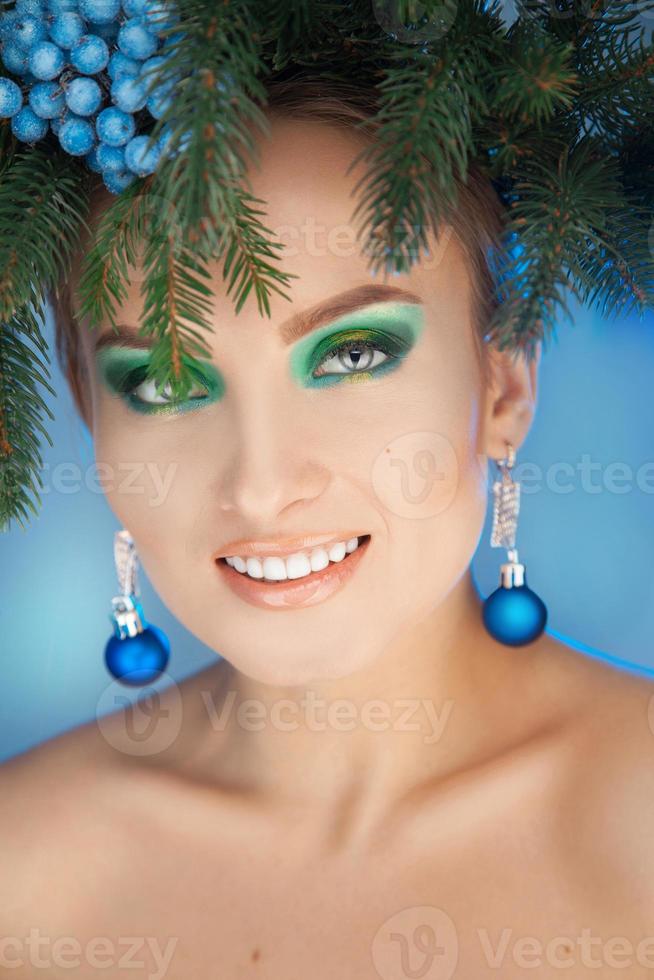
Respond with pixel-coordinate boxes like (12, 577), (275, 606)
(482, 442), (548, 646)
(104, 529), (170, 685)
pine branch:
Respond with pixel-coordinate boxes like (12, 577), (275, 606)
(0, 146), (90, 321)
(76, 174), (154, 335)
(0, 303), (55, 533)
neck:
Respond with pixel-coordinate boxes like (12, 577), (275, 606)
(169, 568), (556, 843)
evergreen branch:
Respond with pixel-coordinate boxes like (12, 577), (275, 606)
(76, 175), (154, 335)
(347, 45), (474, 275)
(0, 302), (55, 533)
(497, 20), (579, 126)
(0, 146), (90, 321)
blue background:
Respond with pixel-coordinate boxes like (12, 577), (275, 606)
(2, 293), (654, 763)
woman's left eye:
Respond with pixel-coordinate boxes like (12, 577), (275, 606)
(130, 377), (209, 405)
(313, 340), (393, 377)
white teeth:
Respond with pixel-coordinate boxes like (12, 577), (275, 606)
(328, 541), (346, 563)
(262, 556), (287, 581)
(309, 547), (330, 573)
(224, 536), (366, 582)
(245, 557), (263, 579)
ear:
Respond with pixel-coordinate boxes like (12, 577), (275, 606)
(481, 341), (541, 459)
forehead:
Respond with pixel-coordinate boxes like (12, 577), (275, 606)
(72, 114), (471, 342)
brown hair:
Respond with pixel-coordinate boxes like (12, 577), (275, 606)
(50, 71), (506, 422)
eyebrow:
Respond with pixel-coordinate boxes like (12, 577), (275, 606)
(92, 284), (423, 352)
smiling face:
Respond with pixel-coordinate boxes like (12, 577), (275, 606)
(67, 113), (536, 686)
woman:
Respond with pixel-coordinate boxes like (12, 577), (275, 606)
(2, 75), (654, 980)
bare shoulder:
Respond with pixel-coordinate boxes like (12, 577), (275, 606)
(0, 662), (227, 929)
(536, 634), (654, 911)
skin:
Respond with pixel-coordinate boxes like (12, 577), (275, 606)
(2, 114), (654, 979)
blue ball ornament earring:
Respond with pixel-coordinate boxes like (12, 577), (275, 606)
(482, 442), (548, 647)
(104, 529), (170, 685)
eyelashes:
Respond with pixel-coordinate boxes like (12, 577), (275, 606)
(307, 327), (414, 386)
(97, 318), (418, 415)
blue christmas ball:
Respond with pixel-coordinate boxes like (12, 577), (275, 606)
(28, 39), (66, 79)
(104, 624), (170, 686)
(117, 18), (158, 60)
(124, 132), (160, 174)
(85, 144), (103, 172)
(0, 77), (23, 118)
(79, 0), (121, 24)
(65, 75), (102, 115)
(96, 104), (135, 145)
(11, 104), (48, 141)
(111, 73), (148, 112)
(2, 41), (31, 75)
(482, 582), (547, 647)
(29, 79), (66, 118)
(107, 50), (141, 80)
(102, 168), (136, 193)
(48, 11), (86, 49)
(58, 114), (96, 154)
(96, 139), (125, 171)
(122, 0), (148, 17)
(13, 14), (48, 50)
(70, 33), (109, 74)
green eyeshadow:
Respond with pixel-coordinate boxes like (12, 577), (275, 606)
(96, 346), (225, 415)
(289, 302), (425, 388)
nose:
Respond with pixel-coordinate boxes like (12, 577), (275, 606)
(218, 396), (331, 524)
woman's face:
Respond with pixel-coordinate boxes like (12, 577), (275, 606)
(73, 115), (503, 686)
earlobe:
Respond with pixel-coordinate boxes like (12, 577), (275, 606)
(482, 342), (540, 459)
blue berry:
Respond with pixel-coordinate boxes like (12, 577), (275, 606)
(85, 144), (103, 171)
(121, 0), (148, 16)
(65, 75), (102, 114)
(15, 0), (46, 15)
(28, 39), (66, 79)
(0, 12), (20, 43)
(146, 86), (173, 119)
(96, 104), (135, 145)
(46, 0), (78, 11)
(28, 79), (65, 118)
(13, 14), (48, 50)
(59, 113), (95, 154)
(107, 51), (140, 80)
(79, 0), (121, 23)
(103, 168), (136, 193)
(48, 12), (86, 48)
(1, 41), (31, 74)
(143, 1), (179, 34)
(124, 132), (160, 174)
(118, 18), (157, 60)
(70, 33), (109, 74)
(0, 77), (23, 117)
(97, 141), (126, 171)
(111, 73), (147, 112)
(11, 104), (48, 141)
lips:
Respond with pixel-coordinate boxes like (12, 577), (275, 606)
(214, 531), (370, 560)
(215, 535), (372, 610)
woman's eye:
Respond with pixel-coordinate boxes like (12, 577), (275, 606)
(130, 377), (209, 405)
(313, 341), (392, 377)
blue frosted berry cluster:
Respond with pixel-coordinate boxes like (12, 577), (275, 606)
(0, 0), (186, 193)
